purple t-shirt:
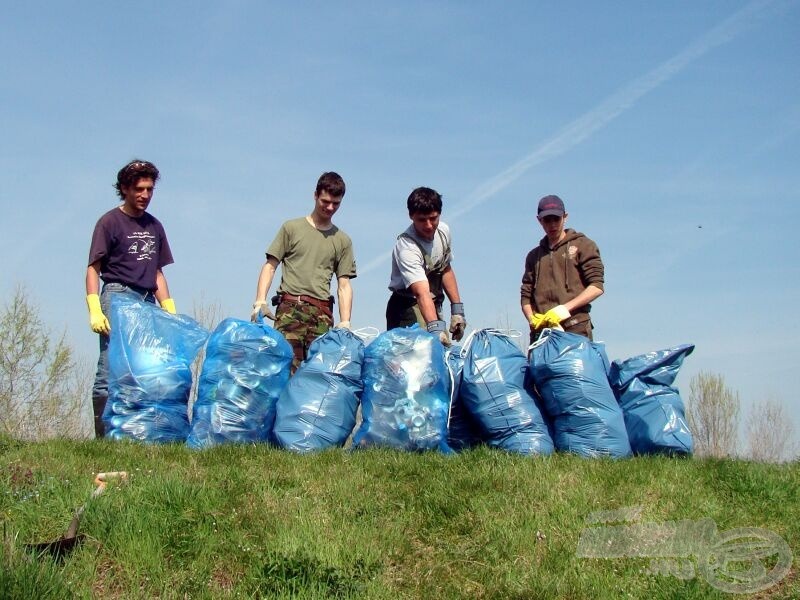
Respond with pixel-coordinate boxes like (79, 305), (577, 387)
(88, 207), (174, 291)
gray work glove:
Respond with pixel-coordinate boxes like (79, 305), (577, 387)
(426, 319), (451, 346)
(449, 302), (466, 342)
(250, 300), (276, 322)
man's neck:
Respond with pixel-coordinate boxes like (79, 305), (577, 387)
(119, 205), (144, 218)
(547, 231), (566, 249)
(307, 213), (332, 231)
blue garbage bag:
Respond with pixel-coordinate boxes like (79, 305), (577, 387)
(353, 325), (452, 452)
(105, 294), (209, 443)
(273, 328), (365, 452)
(608, 344), (695, 456)
(445, 346), (483, 451)
(528, 329), (631, 458)
(187, 318), (293, 449)
(460, 330), (553, 455)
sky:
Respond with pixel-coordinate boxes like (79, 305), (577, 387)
(1, 1), (798, 449)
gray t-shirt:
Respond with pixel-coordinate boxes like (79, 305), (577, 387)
(267, 217), (357, 300)
(388, 222), (452, 292)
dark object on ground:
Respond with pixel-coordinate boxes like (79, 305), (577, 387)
(25, 471), (128, 561)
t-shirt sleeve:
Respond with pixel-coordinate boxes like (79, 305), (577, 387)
(266, 224), (288, 261)
(87, 218), (110, 266)
(336, 235), (357, 279)
(157, 221), (175, 269)
(394, 237), (427, 288)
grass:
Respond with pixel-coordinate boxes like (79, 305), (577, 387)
(1, 436), (797, 599)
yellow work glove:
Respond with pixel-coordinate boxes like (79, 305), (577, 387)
(542, 305), (570, 327)
(449, 302), (466, 342)
(161, 298), (177, 314)
(86, 294), (110, 335)
(529, 313), (547, 330)
(427, 319), (451, 346)
(250, 300), (276, 322)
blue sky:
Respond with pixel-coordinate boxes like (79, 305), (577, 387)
(1, 1), (798, 446)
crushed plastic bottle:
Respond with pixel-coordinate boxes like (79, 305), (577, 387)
(353, 325), (452, 453)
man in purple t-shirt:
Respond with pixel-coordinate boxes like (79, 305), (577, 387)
(85, 159), (177, 437)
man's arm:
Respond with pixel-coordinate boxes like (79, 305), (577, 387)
(86, 262), (101, 295)
(408, 280), (439, 323)
(563, 240), (604, 313)
(520, 249), (537, 322)
(521, 302), (534, 322)
(250, 256), (280, 321)
(563, 284), (603, 314)
(254, 256), (280, 302)
(336, 275), (352, 323)
(440, 265), (461, 305)
(155, 269), (171, 304)
(85, 262), (110, 334)
(441, 265), (466, 341)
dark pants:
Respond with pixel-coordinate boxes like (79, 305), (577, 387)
(385, 293), (442, 330)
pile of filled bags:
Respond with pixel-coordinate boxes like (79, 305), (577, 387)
(106, 297), (695, 457)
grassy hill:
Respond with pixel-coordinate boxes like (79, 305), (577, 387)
(1, 437), (797, 599)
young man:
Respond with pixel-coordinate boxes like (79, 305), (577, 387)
(520, 194), (604, 343)
(386, 186), (466, 345)
(251, 172), (356, 372)
(86, 159), (177, 438)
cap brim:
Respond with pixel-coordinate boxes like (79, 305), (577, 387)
(538, 209), (564, 218)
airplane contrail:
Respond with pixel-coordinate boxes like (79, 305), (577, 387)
(360, 0), (785, 275)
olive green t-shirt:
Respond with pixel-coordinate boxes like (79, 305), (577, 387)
(266, 217), (357, 300)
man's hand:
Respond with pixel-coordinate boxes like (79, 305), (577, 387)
(251, 300), (276, 322)
(529, 313), (547, 330)
(337, 320), (351, 330)
(427, 319), (451, 346)
(449, 302), (466, 341)
(86, 293), (110, 335)
(161, 298), (177, 314)
(542, 305), (570, 327)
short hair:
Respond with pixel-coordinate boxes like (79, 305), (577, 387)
(315, 172), (346, 198)
(115, 159), (160, 199)
(407, 187), (442, 215)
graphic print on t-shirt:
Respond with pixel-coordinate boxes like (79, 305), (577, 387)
(127, 231), (157, 261)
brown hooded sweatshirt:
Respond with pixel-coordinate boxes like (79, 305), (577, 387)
(520, 228), (604, 320)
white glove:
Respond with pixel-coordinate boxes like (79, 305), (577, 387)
(337, 320), (351, 330)
(250, 300), (276, 322)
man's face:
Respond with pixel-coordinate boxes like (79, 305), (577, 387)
(121, 177), (155, 215)
(411, 211), (440, 242)
(314, 191), (342, 220)
(538, 213), (567, 238)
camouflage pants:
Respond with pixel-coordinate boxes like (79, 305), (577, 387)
(275, 300), (333, 372)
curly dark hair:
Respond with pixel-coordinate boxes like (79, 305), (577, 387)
(407, 187), (442, 216)
(115, 159), (160, 199)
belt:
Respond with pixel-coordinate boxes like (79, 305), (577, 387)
(562, 313), (590, 329)
(278, 293), (333, 312)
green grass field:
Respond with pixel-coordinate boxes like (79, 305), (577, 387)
(1, 437), (797, 599)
